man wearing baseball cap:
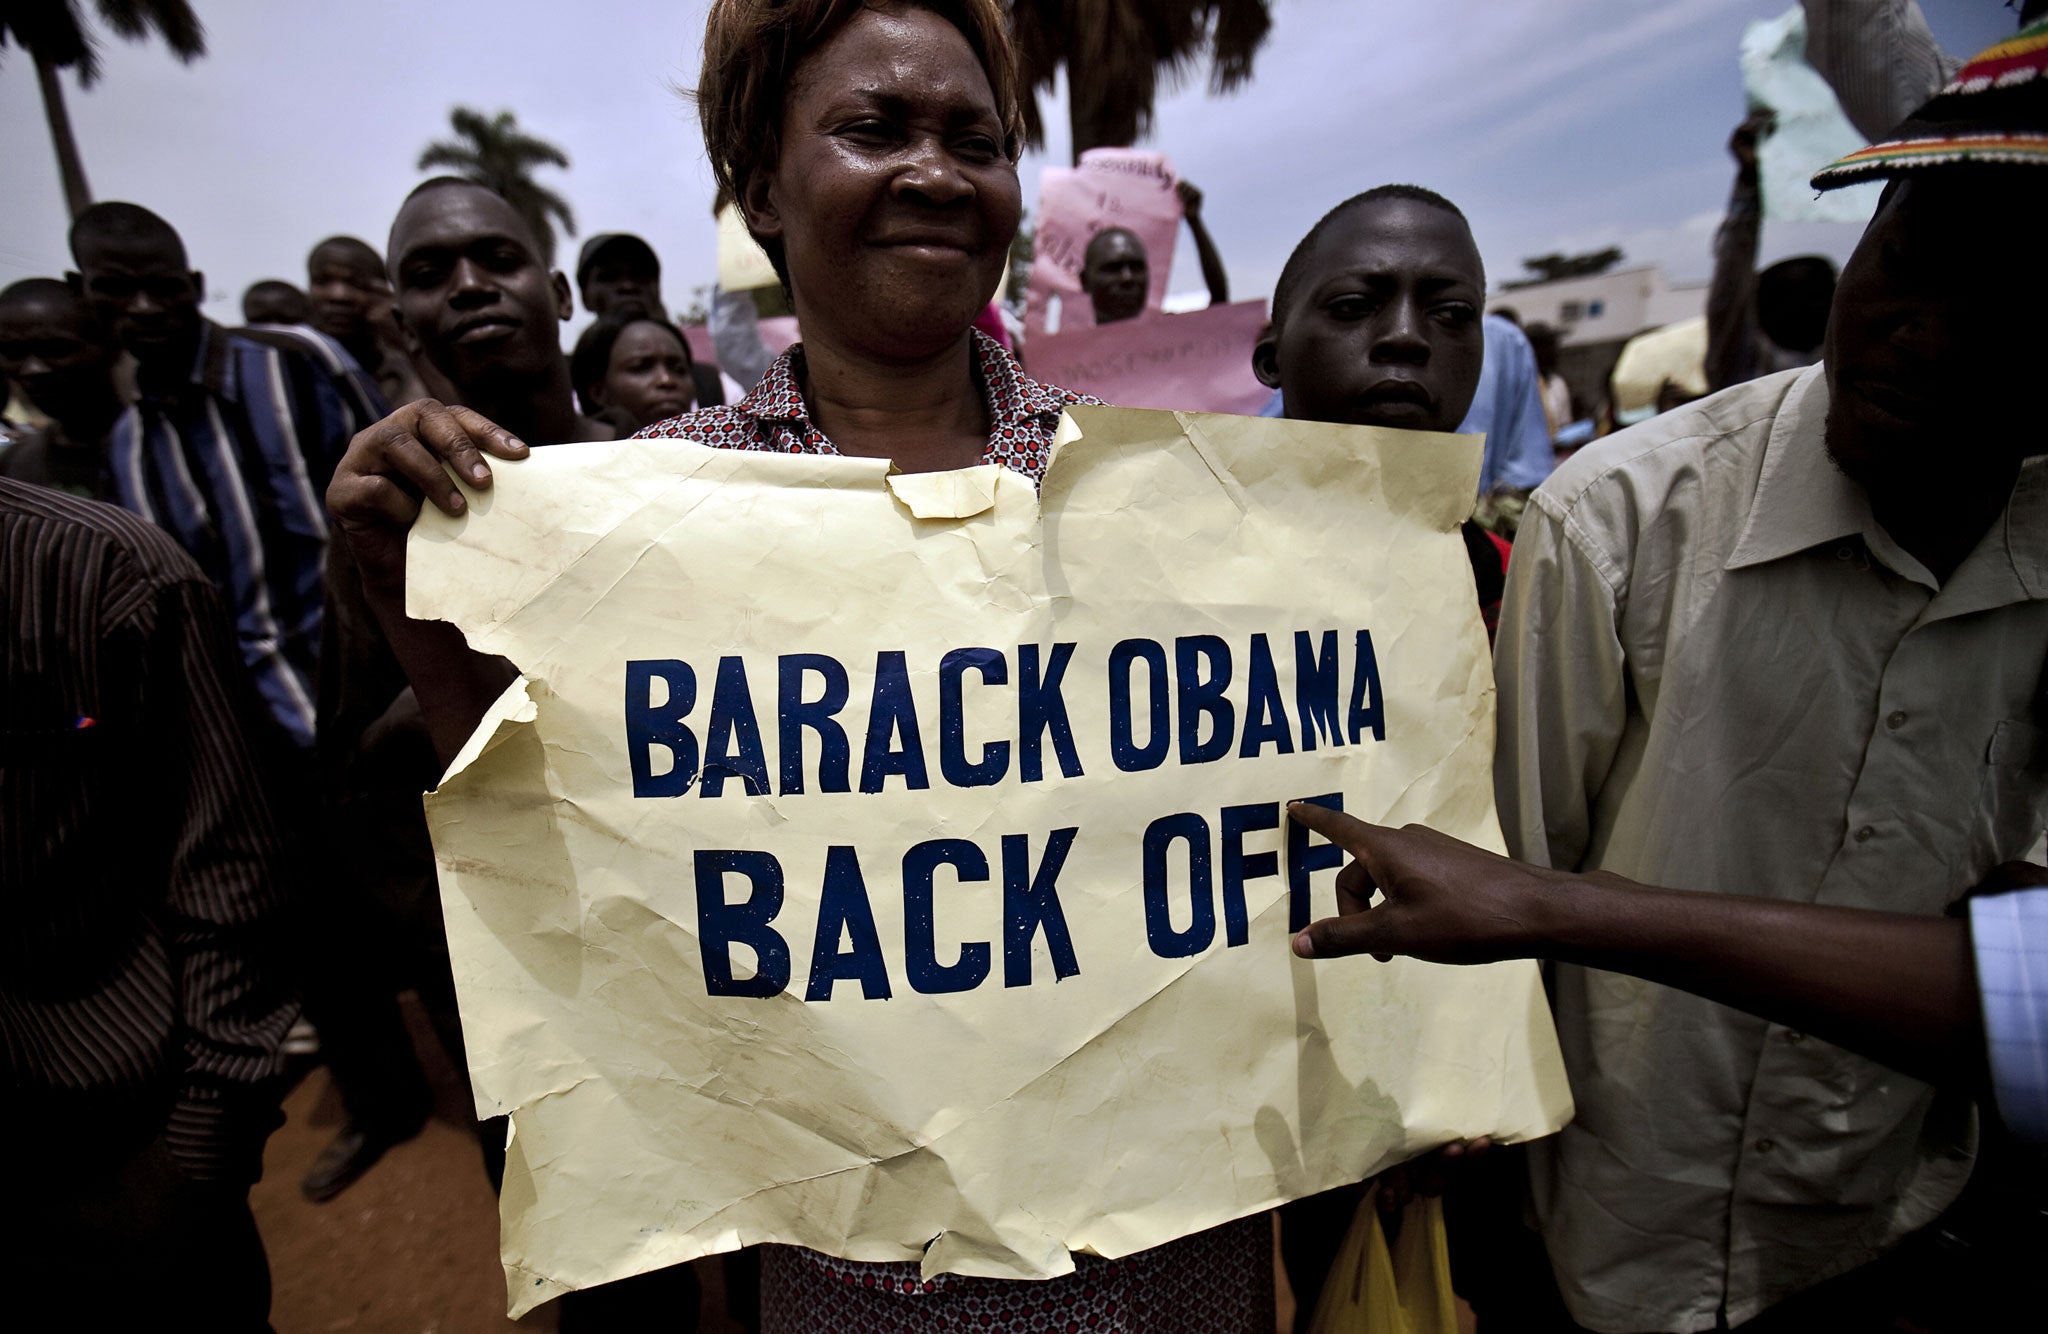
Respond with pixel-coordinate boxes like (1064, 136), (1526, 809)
(575, 231), (732, 407)
(1483, 17), (2048, 1331)
(575, 231), (663, 323)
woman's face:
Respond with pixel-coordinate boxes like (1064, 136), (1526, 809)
(748, 4), (1020, 360)
(601, 321), (694, 429)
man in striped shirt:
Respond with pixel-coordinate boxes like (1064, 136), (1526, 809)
(2, 476), (298, 1329)
(68, 202), (385, 752)
(66, 205), (426, 1212)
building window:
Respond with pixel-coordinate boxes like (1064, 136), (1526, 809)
(1588, 299), (1606, 318)
(1561, 301), (1584, 321)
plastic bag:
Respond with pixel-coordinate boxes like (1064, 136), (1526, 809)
(1307, 1183), (1458, 1334)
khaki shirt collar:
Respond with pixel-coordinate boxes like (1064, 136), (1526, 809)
(1934, 455), (2048, 621)
(1724, 365), (1863, 574)
(1725, 363), (2048, 609)
(2010, 459), (2048, 600)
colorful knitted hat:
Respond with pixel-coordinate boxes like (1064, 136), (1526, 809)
(1812, 16), (2048, 189)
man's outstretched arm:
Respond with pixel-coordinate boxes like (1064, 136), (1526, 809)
(1284, 803), (2023, 1095)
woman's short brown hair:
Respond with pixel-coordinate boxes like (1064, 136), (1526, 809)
(698, 0), (1025, 275)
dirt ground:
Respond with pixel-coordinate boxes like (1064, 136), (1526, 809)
(250, 997), (744, 1334)
(250, 996), (1471, 1333)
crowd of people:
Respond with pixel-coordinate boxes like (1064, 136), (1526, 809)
(4, 0), (2046, 1330)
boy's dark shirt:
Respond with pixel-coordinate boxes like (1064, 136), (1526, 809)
(0, 422), (119, 506)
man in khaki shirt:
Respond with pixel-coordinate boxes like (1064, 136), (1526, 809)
(1490, 36), (2048, 1333)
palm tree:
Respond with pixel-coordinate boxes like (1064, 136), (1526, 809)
(1, 0), (207, 220)
(418, 107), (578, 267)
(1008, 1), (1273, 161)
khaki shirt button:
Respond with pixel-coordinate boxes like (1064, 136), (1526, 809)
(1854, 826), (1875, 843)
(1886, 710), (1908, 730)
(1755, 1138), (1775, 1154)
(1785, 1031), (1805, 1044)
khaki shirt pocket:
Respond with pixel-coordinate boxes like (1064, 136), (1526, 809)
(1984, 719), (2048, 858)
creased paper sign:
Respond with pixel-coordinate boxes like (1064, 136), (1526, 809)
(1025, 300), (1271, 415)
(411, 408), (1572, 1315)
(1025, 148), (1182, 338)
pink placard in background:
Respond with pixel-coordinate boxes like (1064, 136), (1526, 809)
(1025, 148), (1182, 340)
(682, 324), (718, 368)
(1025, 299), (1270, 416)
(682, 318), (801, 375)
(756, 316), (801, 357)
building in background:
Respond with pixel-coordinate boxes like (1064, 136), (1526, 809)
(1492, 265), (1706, 414)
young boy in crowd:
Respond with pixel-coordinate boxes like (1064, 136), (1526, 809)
(1253, 184), (1509, 632)
(1251, 183), (1506, 1327)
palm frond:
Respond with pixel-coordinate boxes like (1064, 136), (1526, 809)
(1204, 0), (1271, 92)
(1007, 0), (1063, 147)
(3, 1), (102, 84)
(417, 105), (578, 263)
(1007, 0), (1272, 156)
(417, 141), (483, 174)
(519, 181), (577, 238)
(496, 131), (571, 171)
(502, 180), (577, 239)
(4, 0), (209, 83)
(449, 106), (500, 143)
(94, 0), (205, 62)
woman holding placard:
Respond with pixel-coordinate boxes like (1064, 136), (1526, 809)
(326, 1), (1273, 1329)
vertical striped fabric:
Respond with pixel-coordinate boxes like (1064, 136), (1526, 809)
(1800, 0), (1959, 142)
(1972, 888), (2048, 1145)
(109, 321), (385, 750)
(1, 479), (298, 1181)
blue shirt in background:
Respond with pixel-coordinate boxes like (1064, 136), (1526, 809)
(1461, 313), (1555, 495)
(111, 321), (384, 749)
(1972, 886), (2048, 1146)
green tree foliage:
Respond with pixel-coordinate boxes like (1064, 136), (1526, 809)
(418, 107), (578, 267)
(1507, 247), (1627, 288)
(2, 1), (207, 219)
(1008, 1), (1273, 160)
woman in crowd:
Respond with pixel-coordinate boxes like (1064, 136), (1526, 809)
(570, 310), (697, 436)
(325, 0), (1274, 1328)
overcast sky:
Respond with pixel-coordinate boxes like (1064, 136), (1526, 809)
(0, 0), (2016, 333)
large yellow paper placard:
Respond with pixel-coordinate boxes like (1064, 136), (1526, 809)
(410, 407), (1572, 1315)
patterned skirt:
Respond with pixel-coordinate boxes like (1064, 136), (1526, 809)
(760, 1217), (1275, 1333)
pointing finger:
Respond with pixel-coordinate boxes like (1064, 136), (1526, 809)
(1286, 801), (1377, 854)
(1288, 801), (1403, 902)
(1291, 910), (1394, 962)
